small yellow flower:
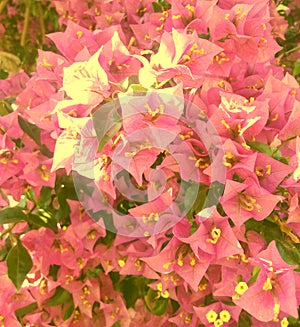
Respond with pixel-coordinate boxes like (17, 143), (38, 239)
(157, 283), (163, 292)
(206, 309), (218, 323)
(219, 310), (231, 322)
(118, 259), (125, 267)
(161, 290), (169, 298)
(214, 318), (224, 327)
(281, 317), (289, 327)
(235, 281), (248, 295)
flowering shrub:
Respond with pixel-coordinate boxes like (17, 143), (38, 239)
(0, 0), (300, 326)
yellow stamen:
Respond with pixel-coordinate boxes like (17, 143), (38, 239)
(206, 227), (221, 244)
(263, 277), (272, 291)
(273, 303), (280, 321)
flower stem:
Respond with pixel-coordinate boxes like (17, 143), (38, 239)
(284, 45), (300, 55)
(0, 222), (18, 240)
(37, 2), (45, 44)
(20, 0), (32, 47)
(0, 0), (9, 16)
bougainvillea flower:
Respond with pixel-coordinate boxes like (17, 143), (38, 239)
(137, 28), (222, 88)
(0, 148), (25, 186)
(234, 241), (298, 322)
(142, 237), (209, 292)
(168, 309), (198, 327)
(60, 47), (110, 106)
(47, 20), (100, 61)
(253, 152), (292, 192)
(51, 113), (91, 174)
(194, 301), (242, 326)
(221, 178), (283, 227)
(99, 31), (141, 82)
(176, 212), (243, 260)
(279, 100), (300, 141)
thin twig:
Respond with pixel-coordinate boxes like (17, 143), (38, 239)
(20, 0), (31, 47)
(0, 0), (9, 16)
(0, 222), (18, 240)
(37, 2), (45, 44)
(284, 45), (300, 55)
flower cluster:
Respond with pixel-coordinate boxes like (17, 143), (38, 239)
(0, 0), (300, 326)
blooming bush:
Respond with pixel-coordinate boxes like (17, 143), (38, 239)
(0, 0), (300, 326)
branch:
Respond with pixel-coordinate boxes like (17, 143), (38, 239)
(20, 0), (32, 47)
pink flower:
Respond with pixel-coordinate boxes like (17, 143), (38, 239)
(194, 301), (241, 326)
(47, 20), (100, 61)
(142, 236), (209, 292)
(253, 152), (292, 192)
(234, 241), (298, 322)
(176, 212), (243, 261)
(51, 113), (93, 174)
(138, 28), (222, 88)
(221, 178), (283, 228)
(60, 47), (110, 107)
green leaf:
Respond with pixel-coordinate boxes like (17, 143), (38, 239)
(6, 240), (33, 291)
(63, 301), (75, 320)
(27, 213), (58, 233)
(293, 59), (300, 76)
(120, 277), (140, 308)
(205, 181), (225, 208)
(247, 141), (284, 161)
(152, 2), (163, 12)
(0, 69), (8, 79)
(198, 33), (210, 40)
(18, 116), (52, 158)
(0, 236), (12, 260)
(185, 183), (207, 220)
(0, 99), (13, 116)
(276, 239), (300, 265)
(49, 265), (60, 281)
(45, 286), (72, 306)
(92, 101), (122, 152)
(120, 276), (149, 308)
(15, 302), (37, 319)
(145, 288), (169, 316)
(158, 0), (171, 10)
(170, 299), (180, 313)
(37, 186), (52, 208)
(248, 266), (261, 286)
(245, 219), (283, 244)
(18, 115), (41, 146)
(119, 75), (139, 90)
(0, 207), (27, 224)
(127, 84), (147, 93)
(238, 310), (252, 327)
(288, 316), (300, 327)
(40, 144), (53, 158)
(247, 141), (274, 156)
(0, 51), (20, 73)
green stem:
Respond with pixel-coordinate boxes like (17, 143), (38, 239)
(20, 0), (32, 47)
(0, 222), (18, 240)
(0, 0), (9, 16)
(272, 135), (298, 156)
(284, 45), (300, 55)
(37, 2), (45, 44)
